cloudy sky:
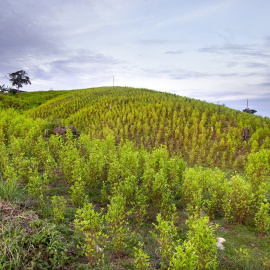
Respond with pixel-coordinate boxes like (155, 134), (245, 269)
(1, 0), (270, 117)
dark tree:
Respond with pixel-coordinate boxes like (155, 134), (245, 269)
(8, 70), (31, 92)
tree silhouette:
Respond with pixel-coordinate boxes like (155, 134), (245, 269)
(9, 70), (31, 92)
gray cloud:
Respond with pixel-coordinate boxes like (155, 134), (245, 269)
(0, 1), (66, 75)
(252, 82), (270, 88)
(225, 62), (239, 68)
(164, 50), (184, 54)
(0, 0), (122, 89)
(198, 43), (270, 59)
(137, 39), (169, 45)
(142, 67), (209, 80)
(195, 90), (248, 100)
(169, 70), (209, 80)
(264, 36), (270, 45)
(29, 50), (120, 85)
(245, 62), (268, 69)
(215, 73), (238, 77)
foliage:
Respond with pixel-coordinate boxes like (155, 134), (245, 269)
(70, 177), (87, 207)
(183, 167), (227, 218)
(25, 86), (270, 170)
(74, 202), (105, 265)
(0, 84), (11, 93)
(254, 200), (270, 235)
(169, 241), (198, 270)
(51, 195), (67, 223)
(134, 242), (151, 270)
(8, 70), (31, 91)
(0, 209), (72, 269)
(227, 175), (253, 224)
(106, 194), (131, 256)
(27, 170), (49, 203)
(1, 86), (270, 269)
(153, 213), (178, 268)
(187, 215), (218, 269)
(243, 108), (257, 114)
(0, 176), (24, 202)
(245, 149), (270, 192)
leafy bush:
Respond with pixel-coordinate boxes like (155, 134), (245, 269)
(74, 202), (105, 265)
(153, 213), (178, 268)
(106, 194), (131, 256)
(134, 242), (150, 270)
(185, 214), (218, 269)
(254, 200), (270, 235)
(51, 195), (67, 223)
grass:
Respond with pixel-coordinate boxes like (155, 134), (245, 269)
(216, 223), (270, 269)
(0, 175), (25, 203)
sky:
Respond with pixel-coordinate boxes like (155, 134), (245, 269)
(1, 0), (270, 117)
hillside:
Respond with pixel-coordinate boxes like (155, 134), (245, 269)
(28, 86), (270, 170)
(0, 89), (74, 110)
(0, 87), (270, 269)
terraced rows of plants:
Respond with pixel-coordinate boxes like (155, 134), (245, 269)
(28, 87), (270, 170)
(0, 87), (270, 269)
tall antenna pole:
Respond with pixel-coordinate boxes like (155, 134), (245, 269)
(113, 76), (114, 87)
(247, 99), (248, 109)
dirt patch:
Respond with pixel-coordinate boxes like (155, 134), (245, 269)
(0, 200), (39, 223)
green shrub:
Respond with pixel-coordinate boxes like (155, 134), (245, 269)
(106, 194), (131, 256)
(246, 149), (270, 192)
(74, 202), (105, 265)
(153, 213), (178, 269)
(51, 195), (67, 223)
(254, 200), (270, 235)
(226, 175), (253, 224)
(27, 170), (49, 203)
(70, 177), (87, 207)
(185, 214), (218, 269)
(134, 242), (150, 270)
(169, 241), (198, 269)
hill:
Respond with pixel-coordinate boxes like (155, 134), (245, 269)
(0, 86), (270, 269)
(27, 86), (270, 171)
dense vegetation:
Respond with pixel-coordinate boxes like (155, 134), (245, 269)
(28, 87), (270, 170)
(0, 87), (270, 269)
(0, 90), (73, 110)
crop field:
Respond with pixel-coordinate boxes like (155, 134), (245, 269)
(0, 87), (270, 269)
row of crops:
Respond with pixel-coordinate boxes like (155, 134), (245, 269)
(27, 87), (270, 171)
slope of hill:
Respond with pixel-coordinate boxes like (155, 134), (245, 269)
(1, 86), (270, 269)
(0, 90), (74, 110)
(28, 86), (270, 170)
